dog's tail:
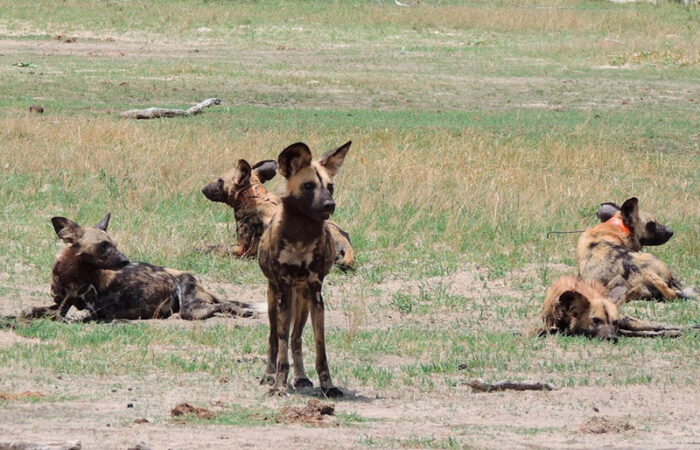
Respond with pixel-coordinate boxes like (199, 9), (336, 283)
(327, 221), (355, 271)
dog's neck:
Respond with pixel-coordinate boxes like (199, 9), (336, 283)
(53, 247), (103, 293)
(605, 216), (631, 237)
(231, 182), (272, 208)
(279, 199), (326, 243)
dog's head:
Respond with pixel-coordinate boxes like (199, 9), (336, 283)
(202, 159), (278, 206)
(277, 141), (351, 221)
(51, 213), (129, 270)
(596, 197), (673, 249)
(550, 277), (626, 342)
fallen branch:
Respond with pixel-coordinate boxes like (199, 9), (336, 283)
(0, 441), (81, 450)
(120, 98), (221, 119)
(466, 378), (559, 393)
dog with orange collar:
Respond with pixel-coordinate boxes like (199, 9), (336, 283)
(576, 197), (697, 302)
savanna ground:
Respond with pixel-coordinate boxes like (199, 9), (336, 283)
(0, 0), (698, 448)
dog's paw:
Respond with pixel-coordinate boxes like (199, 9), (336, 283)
(679, 287), (699, 299)
(267, 387), (287, 397)
(322, 386), (343, 398)
(260, 374), (275, 386)
(293, 378), (314, 389)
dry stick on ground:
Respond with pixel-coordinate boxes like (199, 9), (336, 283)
(467, 378), (560, 393)
(120, 98), (221, 119)
(0, 441), (81, 450)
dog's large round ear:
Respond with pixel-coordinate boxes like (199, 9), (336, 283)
(94, 212), (111, 231)
(608, 286), (628, 307)
(278, 142), (312, 179)
(51, 217), (83, 244)
(319, 140), (351, 178)
(559, 290), (590, 315)
(620, 197), (639, 226)
(597, 203), (620, 222)
(252, 160), (278, 183)
(234, 159), (252, 187)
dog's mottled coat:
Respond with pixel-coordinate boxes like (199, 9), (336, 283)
(23, 214), (256, 321)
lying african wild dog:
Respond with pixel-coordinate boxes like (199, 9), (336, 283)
(541, 276), (686, 341)
(201, 158), (355, 270)
(23, 214), (258, 321)
(258, 141), (351, 397)
(577, 197), (697, 302)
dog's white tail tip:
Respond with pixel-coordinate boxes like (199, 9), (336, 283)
(250, 302), (268, 313)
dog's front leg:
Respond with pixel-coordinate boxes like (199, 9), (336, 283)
(270, 284), (292, 396)
(261, 282), (279, 386)
(309, 283), (342, 398)
(619, 316), (682, 333)
(22, 303), (61, 320)
(291, 285), (312, 389)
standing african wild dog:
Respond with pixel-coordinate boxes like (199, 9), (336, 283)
(541, 276), (685, 340)
(258, 141), (351, 397)
(577, 197), (696, 302)
(201, 159), (355, 269)
(23, 214), (258, 321)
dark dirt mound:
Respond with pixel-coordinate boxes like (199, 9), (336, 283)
(278, 399), (335, 426)
(579, 416), (635, 434)
(170, 403), (216, 420)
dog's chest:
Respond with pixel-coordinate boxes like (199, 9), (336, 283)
(278, 239), (318, 268)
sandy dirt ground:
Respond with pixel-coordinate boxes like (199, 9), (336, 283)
(1, 262), (698, 449)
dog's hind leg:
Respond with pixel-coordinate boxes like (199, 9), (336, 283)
(290, 286), (312, 389)
(634, 273), (678, 301)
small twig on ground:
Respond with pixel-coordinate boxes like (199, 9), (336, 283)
(466, 378), (560, 393)
(120, 98), (221, 119)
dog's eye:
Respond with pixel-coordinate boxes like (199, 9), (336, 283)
(217, 178), (224, 189)
(646, 222), (656, 232)
(327, 183), (334, 195)
(99, 242), (111, 253)
(591, 317), (602, 326)
(303, 182), (315, 191)
(612, 320), (619, 327)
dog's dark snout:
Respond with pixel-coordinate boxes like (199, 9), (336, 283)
(322, 201), (336, 214)
(116, 254), (130, 268)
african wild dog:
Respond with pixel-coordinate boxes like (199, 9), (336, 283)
(201, 158), (355, 269)
(23, 214), (258, 321)
(541, 276), (685, 340)
(258, 141), (351, 397)
(577, 197), (697, 302)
